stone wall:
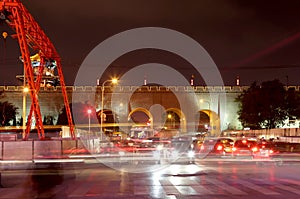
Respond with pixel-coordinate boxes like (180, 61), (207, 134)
(3, 85), (294, 132)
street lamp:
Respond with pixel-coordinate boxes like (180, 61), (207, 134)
(22, 86), (29, 139)
(100, 78), (118, 140)
(87, 109), (92, 134)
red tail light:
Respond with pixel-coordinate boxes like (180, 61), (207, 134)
(251, 147), (258, 152)
(216, 145), (223, 151)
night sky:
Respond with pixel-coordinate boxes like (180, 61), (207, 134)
(1, 0), (300, 86)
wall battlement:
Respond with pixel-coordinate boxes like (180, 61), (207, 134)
(1, 85), (298, 93)
(0, 85), (253, 93)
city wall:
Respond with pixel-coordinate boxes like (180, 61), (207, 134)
(1, 85), (300, 134)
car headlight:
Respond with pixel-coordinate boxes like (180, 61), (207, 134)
(156, 145), (163, 151)
(188, 150), (195, 158)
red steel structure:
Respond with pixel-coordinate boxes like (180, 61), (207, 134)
(0, 0), (75, 139)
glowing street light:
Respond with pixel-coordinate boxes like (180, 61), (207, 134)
(100, 78), (118, 139)
(87, 109), (92, 134)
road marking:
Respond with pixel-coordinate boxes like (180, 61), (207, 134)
(169, 177), (194, 186)
(174, 185), (197, 195)
(205, 178), (247, 195)
(163, 185), (181, 195)
(233, 179), (280, 195)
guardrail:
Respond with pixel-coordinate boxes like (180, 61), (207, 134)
(0, 139), (91, 161)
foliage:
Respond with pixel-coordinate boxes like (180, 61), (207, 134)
(43, 115), (54, 125)
(0, 101), (18, 126)
(236, 79), (300, 129)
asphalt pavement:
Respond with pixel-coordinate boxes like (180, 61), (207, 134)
(0, 154), (300, 198)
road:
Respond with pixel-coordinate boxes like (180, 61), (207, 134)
(0, 156), (300, 199)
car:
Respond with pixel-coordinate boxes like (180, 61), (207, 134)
(168, 136), (197, 163)
(253, 141), (279, 158)
(232, 138), (258, 158)
(199, 137), (235, 158)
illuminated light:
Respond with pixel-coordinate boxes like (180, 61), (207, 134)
(23, 87), (29, 93)
(33, 159), (85, 163)
(188, 150), (195, 158)
(87, 109), (92, 114)
(200, 145), (204, 150)
(216, 145), (223, 151)
(251, 147), (258, 152)
(242, 140), (247, 144)
(142, 139), (152, 143)
(190, 144), (194, 149)
(156, 145), (163, 151)
(167, 114), (172, 119)
(2, 31), (8, 39)
(269, 150), (274, 154)
(111, 78), (118, 84)
(232, 147), (237, 152)
(1, 160), (32, 164)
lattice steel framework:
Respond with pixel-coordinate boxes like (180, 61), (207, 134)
(0, 0), (75, 139)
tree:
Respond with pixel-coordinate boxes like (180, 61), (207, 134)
(0, 101), (18, 126)
(285, 87), (300, 123)
(236, 79), (300, 129)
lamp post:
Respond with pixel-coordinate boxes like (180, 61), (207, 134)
(100, 78), (118, 140)
(200, 99), (211, 131)
(87, 109), (92, 134)
(22, 86), (29, 139)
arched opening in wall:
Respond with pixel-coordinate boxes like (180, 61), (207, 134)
(197, 111), (210, 133)
(128, 108), (153, 139)
(197, 110), (221, 136)
(162, 108), (186, 135)
(164, 110), (180, 130)
(96, 109), (119, 136)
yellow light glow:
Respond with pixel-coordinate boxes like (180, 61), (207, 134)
(23, 87), (29, 93)
(111, 78), (118, 84)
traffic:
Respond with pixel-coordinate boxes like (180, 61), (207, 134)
(87, 132), (300, 164)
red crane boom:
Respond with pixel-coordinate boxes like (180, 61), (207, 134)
(0, 0), (75, 139)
